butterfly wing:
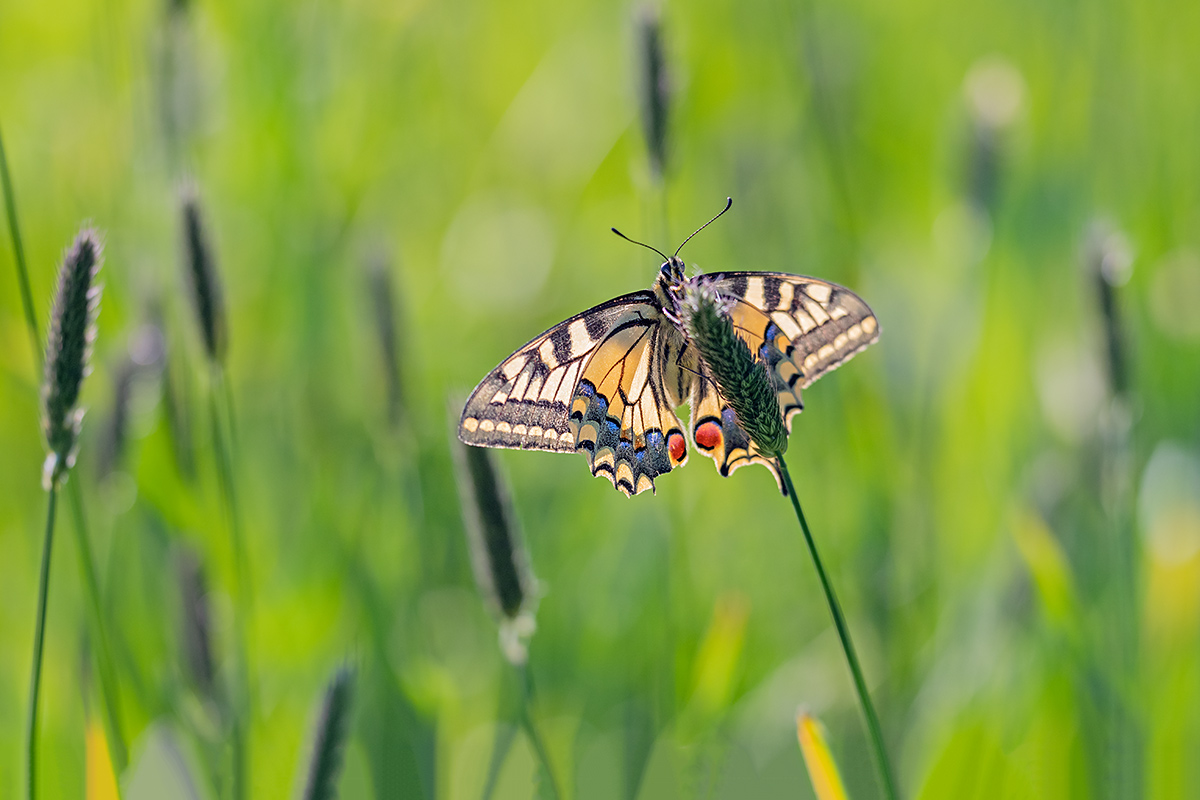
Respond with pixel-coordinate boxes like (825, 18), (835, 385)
(459, 292), (689, 496)
(686, 272), (880, 489)
(687, 365), (787, 491)
(570, 317), (690, 496)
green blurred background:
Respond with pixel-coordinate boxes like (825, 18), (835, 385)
(2, 0), (1199, 796)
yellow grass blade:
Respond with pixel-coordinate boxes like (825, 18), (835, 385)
(87, 718), (121, 800)
(797, 710), (849, 800)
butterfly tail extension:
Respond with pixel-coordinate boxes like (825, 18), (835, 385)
(689, 374), (787, 494)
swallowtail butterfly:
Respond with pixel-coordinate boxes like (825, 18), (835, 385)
(458, 200), (879, 496)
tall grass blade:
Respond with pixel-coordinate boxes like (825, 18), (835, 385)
(86, 717), (121, 800)
(0, 124), (41, 369)
(299, 666), (357, 800)
(366, 252), (406, 427)
(797, 711), (850, 800)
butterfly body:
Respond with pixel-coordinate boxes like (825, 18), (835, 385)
(459, 254), (878, 497)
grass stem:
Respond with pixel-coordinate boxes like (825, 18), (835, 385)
(66, 483), (128, 774)
(26, 488), (59, 800)
(0, 125), (40, 370)
(518, 666), (561, 800)
(207, 367), (250, 800)
(777, 458), (898, 800)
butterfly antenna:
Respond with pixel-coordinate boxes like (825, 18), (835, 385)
(611, 227), (670, 261)
(673, 197), (732, 258)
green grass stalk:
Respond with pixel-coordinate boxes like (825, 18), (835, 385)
(206, 372), (250, 800)
(777, 459), (898, 800)
(479, 665), (560, 800)
(299, 667), (356, 800)
(480, 719), (517, 800)
(0, 125), (40, 369)
(518, 666), (560, 800)
(25, 488), (59, 800)
(67, 485), (128, 773)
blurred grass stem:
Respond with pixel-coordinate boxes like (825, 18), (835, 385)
(0, 125), (40, 369)
(25, 488), (58, 800)
(206, 368), (250, 800)
(778, 458), (898, 800)
(67, 485), (128, 774)
(478, 664), (559, 800)
(518, 666), (560, 800)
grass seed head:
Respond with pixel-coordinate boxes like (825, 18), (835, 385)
(679, 277), (788, 459)
(1085, 220), (1133, 400)
(366, 251), (405, 427)
(449, 414), (538, 664)
(962, 57), (1024, 215)
(636, 6), (670, 182)
(96, 359), (137, 480)
(180, 183), (227, 364)
(176, 547), (216, 701)
(42, 228), (103, 489)
(96, 319), (163, 481)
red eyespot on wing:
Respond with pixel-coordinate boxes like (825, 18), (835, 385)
(694, 421), (722, 451)
(667, 431), (687, 463)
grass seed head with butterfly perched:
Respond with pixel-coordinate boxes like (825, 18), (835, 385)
(458, 199), (880, 497)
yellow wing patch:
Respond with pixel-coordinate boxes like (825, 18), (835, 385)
(459, 292), (659, 454)
(710, 272), (879, 432)
(569, 319), (688, 496)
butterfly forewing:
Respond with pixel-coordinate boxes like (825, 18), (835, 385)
(460, 292), (659, 453)
(680, 272), (878, 489)
(710, 271), (879, 409)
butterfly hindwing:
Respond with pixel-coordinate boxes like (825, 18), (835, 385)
(708, 272), (879, 430)
(687, 364), (786, 491)
(459, 292), (659, 454)
(570, 316), (689, 496)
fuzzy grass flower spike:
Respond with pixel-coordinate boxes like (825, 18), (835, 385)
(676, 275), (788, 460)
(41, 229), (103, 488)
(450, 427), (539, 665)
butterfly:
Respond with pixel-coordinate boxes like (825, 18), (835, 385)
(458, 199), (879, 497)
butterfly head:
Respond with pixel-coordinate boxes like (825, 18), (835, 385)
(659, 256), (686, 285)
